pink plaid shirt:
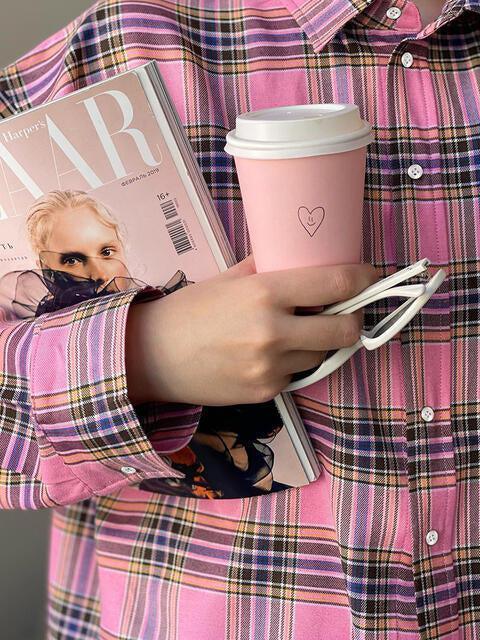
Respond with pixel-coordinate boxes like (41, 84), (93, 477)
(1, 0), (480, 637)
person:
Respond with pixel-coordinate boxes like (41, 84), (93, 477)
(143, 402), (288, 498)
(0, 188), (143, 319)
(2, 189), (282, 498)
(0, 188), (148, 318)
(0, 0), (472, 637)
(27, 189), (133, 289)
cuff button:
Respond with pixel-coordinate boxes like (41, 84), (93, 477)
(121, 466), (137, 475)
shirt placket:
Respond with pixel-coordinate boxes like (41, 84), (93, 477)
(385, 6), (458, 638)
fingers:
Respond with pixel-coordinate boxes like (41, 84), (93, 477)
(280, 308), (365, 352)
(264, 263), (380, 309)
(279, 350), (327, 375)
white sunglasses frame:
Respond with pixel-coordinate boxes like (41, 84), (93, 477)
(283, 258), (447, 392)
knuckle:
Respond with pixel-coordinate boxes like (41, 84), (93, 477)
(254, 382), (279, 404)
(246, 358), (271, 386)
(251, 279), (275, 307)
(246, 363), (284, 402)
(252, 316), (283, 351)
(334, 267), (355, 299)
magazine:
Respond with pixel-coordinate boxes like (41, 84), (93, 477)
(0, 61), (321, 499)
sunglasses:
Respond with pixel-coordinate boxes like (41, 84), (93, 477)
(284, 258), (447, 392)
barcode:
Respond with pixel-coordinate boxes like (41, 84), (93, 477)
(166, 218), (194, 255)
(161, 199), (177, 220)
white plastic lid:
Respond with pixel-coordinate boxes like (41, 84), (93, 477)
(224, 104), (373, 159)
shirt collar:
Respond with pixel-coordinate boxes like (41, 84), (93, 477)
(282, 0), (373, 53)
(283, 0), (480, 53)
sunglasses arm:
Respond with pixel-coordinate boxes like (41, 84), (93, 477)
(282, 262), (446, 392)
(359, 268), (446, 350)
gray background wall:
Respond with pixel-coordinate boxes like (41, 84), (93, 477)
(1, 0), (92, 67)
(0, 2), (93, 638)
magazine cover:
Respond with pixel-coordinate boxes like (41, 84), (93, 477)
(0, 62), (320, 498)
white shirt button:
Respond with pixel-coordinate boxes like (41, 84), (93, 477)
(121, 466), (137, 475)
(401, 51), (414, 67)
(421, 406), (434, 422)
(426, 530), (439, 546)
(387, 6), (402, 19)
(407, 163), (423, 179)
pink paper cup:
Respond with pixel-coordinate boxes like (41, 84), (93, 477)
(225, 103), (374, 383)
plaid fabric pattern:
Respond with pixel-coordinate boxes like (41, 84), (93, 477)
(1, 0), (480, 637)
(0, 284), (200, 510)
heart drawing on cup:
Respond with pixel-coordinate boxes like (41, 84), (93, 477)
(297, 206), (326, 237)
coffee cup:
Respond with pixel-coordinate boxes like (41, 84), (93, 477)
(224, 104), (374, 386)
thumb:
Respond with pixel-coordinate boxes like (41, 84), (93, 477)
(220, 253), (257, 278)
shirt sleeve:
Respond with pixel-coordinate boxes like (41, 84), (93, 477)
(0, 287), (203, 510)
(0, 10), (204, 510)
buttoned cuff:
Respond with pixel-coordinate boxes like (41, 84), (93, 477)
(29, 285), (202, 498)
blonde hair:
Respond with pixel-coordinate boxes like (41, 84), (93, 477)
(25, 189), (127, 254)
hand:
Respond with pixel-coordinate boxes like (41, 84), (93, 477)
(125, 254), (380, 406)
